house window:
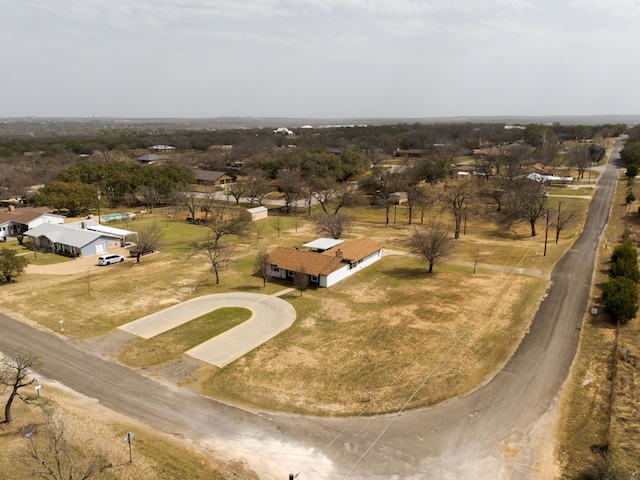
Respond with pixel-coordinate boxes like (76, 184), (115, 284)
(310, 275), (318, 282)
(287, 270), (294, 277)
(272, 267), (280, 273)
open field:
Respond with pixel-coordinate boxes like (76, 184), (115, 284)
(0, 190), (586, 418)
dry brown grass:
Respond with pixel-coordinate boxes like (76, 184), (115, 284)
(557, 170), (640, 477)
(0, 385), (257, 480)
(202, 255), (548, 415)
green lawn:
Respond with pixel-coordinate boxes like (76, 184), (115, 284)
(119, 307), (252, 368)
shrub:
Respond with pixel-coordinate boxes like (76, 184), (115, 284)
(602, 276), (639, 324)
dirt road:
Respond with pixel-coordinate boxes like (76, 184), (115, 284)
(0, 139), (623, 479)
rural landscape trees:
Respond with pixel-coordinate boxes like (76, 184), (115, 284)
(1, 118), (639, 478)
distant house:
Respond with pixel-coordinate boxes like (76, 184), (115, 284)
(395, 148), (430, 157)
(389, 192), (408, 205)
(150, 145), (175, 152)
(24, 219), (136, 257)
(137, 153), (167, 164)
(0, 207), (64, 238)
(193, 169), (237, 187)
(273, 127), (294, 135)
(267, 237), (383, 288)
(247, 206), (268, 221)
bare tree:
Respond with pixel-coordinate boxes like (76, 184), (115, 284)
(276, 168), (305, 214)
(195, 207), (249, 284)
(245, 169), (271, 206)
(132, 222), (162, 263)
(409, 222), (456, 273)
(497, 145), (531, 180)
(314, 213), (352, 239)
(271, 216), (283, 238)
(228, 178), (247, 205)
(508, 179), (548, 237)
(568, 144), (592, 179)
(198, 236), (234, 285)
(293, 266), (309, 296)
(1, 351), (42, 424)
(206, 207), (250, 244)
(20, 411), (112, 479)
(309, 177), (356, 215)
(199, 187), (219, 222)
(554, 204), (576, 244)
(254, 249), (270, 287)
(254, 222), (265, 243)
(179, 189), (201, 224)
(439, 178), (474, 239)
(136, 185), (163, 213)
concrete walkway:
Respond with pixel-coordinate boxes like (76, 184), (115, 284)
(118, 292), (296, 367)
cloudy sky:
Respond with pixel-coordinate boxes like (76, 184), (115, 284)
(1, 0), (638, 119)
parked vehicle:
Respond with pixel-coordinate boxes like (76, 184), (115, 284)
(129, 247), (155, 257)
(98, 254), (125, 265)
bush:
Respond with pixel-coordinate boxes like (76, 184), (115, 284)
(609, 240), (639, 283)
(602, 276), (639, 324)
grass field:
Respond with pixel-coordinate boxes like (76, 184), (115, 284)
(0, 192), (583, 417)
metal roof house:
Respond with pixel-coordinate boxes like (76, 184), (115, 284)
(24, 220), (133, 257)
(267, 237), (383, 288)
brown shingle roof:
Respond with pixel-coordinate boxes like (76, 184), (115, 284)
(268, 247), (342, 276)
(268, 237), (383, 276)
(320, 237), (383, 262)
(0, 207), (55, 225)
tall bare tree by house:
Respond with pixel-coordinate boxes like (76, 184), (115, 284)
(254, 249), (270, 287)
(132, 222), (162, 263)
(314, 213), (352, 239)
(293, 266), (309, 296)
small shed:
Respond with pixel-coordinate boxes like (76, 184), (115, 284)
(247, 206), (268, 221)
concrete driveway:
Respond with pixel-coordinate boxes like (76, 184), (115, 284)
(118, 292), (296, 367)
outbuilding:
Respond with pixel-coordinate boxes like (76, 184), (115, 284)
(247, 206), (268, 221)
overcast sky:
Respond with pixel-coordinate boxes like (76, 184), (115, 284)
(1, 0), (638, 119)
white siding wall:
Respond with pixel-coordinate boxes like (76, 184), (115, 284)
(325, 250), (383, 287)
(28, 214), (64, 229)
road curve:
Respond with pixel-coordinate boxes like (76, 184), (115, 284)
(0, 139), (623, 479)
(119, 292), (296, 367)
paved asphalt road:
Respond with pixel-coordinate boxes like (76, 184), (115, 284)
(0, 138), (623, 479)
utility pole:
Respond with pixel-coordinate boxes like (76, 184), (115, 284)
(544, 209), (549, 256)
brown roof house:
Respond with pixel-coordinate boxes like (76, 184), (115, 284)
(267, 237), (383, 288)
(193, 169), (237, 187)
(0, 206), (64, 240)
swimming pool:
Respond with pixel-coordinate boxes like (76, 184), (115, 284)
(101, 213), (133, 222)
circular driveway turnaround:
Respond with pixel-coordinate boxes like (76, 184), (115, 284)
(118, 292), (296, 367)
